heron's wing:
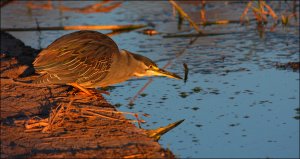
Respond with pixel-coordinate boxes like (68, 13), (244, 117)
(33, 31), (119, 85)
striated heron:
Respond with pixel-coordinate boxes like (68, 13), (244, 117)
(33, 30), (182, 95)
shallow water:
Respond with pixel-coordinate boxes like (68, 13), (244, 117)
(1, 1), (299, 158)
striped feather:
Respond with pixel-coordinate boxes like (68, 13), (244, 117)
(33, 31), (119, 87)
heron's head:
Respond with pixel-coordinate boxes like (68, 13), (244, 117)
(125, 50), (182, 79)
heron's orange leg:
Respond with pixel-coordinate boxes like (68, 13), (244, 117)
(68, 83), (93, 96)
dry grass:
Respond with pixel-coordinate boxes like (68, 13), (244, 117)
(21, 98), (145, 133)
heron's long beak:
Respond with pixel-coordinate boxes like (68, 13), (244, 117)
(149, 67), (182, 79)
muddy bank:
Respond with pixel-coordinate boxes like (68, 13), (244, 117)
(0, 31), (174, 158)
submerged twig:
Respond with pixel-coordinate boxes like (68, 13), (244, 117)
(240, 1), (253, 23)
(240, 0), (278, 24)
(292, 0), (298, 20)
(35, 18), (42, 50)
(169, 0), (202, 33)
(183, 63), (189, 83)
(200, 0), (207, 24)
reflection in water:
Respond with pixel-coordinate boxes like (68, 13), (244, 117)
(26, 0), (122, 14)
(59, 1), (122, 14)
(1, 1), (299, 158)
(27, 1), (53, 10)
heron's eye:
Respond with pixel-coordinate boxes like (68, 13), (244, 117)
(149, 65), (153, 69)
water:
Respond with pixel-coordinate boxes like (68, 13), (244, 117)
(1, 1), (299, 158)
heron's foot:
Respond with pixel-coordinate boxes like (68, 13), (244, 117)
(92, 89), (110, 96)
(68, 83), (109, 98)
(67, 87), (100, 98)
(72, 89), (110, 99)
(72, 89), (101, 98)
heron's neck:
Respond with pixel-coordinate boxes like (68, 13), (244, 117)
(99, 50), (140, 87)
(114, 49), (141, 74)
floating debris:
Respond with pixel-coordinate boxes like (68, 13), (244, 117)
(128, 102), (135, 107)
(140, 93), (148, 97)
(208, 88), (220, 95)
(295, 108), (300, 114)
(114, 103), (122, 107)
(294, 108), (300, 120)
(142, 29), (158, 35)
(195, 124), (202, 127)
(161, 97), (168, 100)
(192, 87), (202, 93)
(275, 62), (300, 71)
(191, 107), (199, 111)
(179, 92), (188, 98)
(229, 123), (240, 127)
(224, 67), (250, 73)
(183, 63), (189, 83)
(143, 113), (150, 117)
